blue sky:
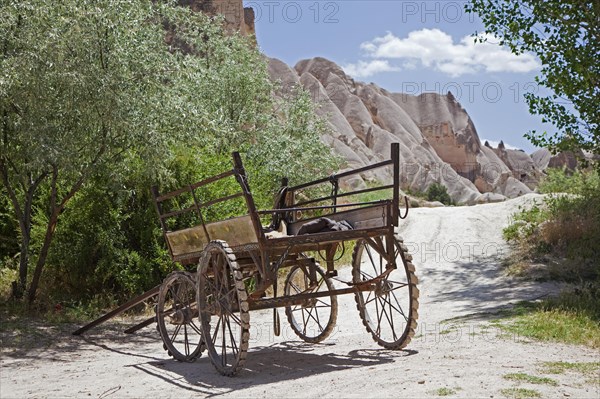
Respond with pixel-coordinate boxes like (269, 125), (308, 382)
(245, 0), (555, 153)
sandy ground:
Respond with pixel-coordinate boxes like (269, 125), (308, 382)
(1, 193), (599, 398)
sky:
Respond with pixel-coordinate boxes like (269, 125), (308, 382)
(244, 0), (556, 153)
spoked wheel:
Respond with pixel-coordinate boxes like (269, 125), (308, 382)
(156, 271), (204, 362)
(284, 262), (338, 343)
(197, 240), (250, 376)
(352, 233), (419, 349)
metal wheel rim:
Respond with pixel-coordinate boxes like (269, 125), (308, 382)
(352, 236), (418, 348)
(284, 263), (338, 343)
(197, 241), (249, 376)
(156, 272), (203, 361)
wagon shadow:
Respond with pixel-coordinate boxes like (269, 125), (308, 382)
(130, 341), (416, 396)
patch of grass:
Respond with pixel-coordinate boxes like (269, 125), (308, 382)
(347, 187), (393, 204)
(500, 388), (541, 398)
(540, 361), (600, 387)
(490, 280), (600, 347)
(503, 373), (557, 386)
(433, 387), (459, 396)
(438, 325), (460, 335)
(539, 361), (600, 375)
(499, 306), (600, 348)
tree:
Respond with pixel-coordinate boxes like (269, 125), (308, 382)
(466, 0), (599, 156)
(1, 0), (337, 304)
(1, 0), (177, 302)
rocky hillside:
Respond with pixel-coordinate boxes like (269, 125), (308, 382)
(268, 56), (544, 204)
(183, 0), (578, 204)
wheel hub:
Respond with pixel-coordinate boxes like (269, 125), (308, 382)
(302, 298), (317, 308)
(375, 280), (393, 297)
(169, 307), (193, 325)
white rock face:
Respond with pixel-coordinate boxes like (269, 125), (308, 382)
(267, 56), (541, 204)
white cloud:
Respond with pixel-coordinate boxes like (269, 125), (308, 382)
(483, 139), (520, 150)
(359, 29), (540, 77)
(341, 59), (400, 78)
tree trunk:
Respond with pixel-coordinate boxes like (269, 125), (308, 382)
(27, 209), (59, 305)
(12, 193), (34, 300)
(13, 229), (30, 299)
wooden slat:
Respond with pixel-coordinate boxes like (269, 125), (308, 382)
(287, 203), (389, 236)
(201, 192), (244, 208)
(264, 226), (391, 252)
(155, 170), (235, 202)
(257, 200), (388, 215)
(293, 184), (394, 207)
(160, 205), (197, 220)
(166, 215), (258, 257)
(287, 160), (393, 192)
(189, 170), (235, 190)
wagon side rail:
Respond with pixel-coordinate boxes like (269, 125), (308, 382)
(272, 142), (404, 227)
(151, 154), (264, 264)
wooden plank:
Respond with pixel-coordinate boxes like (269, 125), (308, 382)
(264, 227), (391, 253)
(166, 215), (258, 257)
(287, 203), (389, 235)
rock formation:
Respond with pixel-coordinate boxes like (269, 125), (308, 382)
(486, 141), (544, 189)
(531, 148), (583, 171)
(180, 0), (255, 36)
(268, 56), (537, 204)
(193, 1), (567, 204)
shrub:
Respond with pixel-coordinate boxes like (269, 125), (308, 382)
(503, 167), (599, 282)
(426, 183), (454, 205)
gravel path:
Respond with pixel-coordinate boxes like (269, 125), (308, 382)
(2, 193), (599, 398)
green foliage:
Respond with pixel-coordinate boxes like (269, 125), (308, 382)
(0, 0), (338, 306)
(500, 168), (600, 350)
(426, 183), (454, 205)
(497, 292), (600, 348)
(537, 168), (600, 194)
(466, 0), (599, 156)
(503, 169), (599, 280)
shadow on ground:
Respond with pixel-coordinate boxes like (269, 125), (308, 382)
(0, 318), (162, 363)
(128, 341), (417, 396)
(418, 254), (562, 317)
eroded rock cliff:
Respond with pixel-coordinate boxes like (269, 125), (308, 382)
(269, 56), (539, 204)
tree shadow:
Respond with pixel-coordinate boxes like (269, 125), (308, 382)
(128, 341), (417, 396)
(0, 319), (162, 364)
(419, 253), (563, 318)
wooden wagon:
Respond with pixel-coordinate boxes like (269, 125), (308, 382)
(151, 142), (419, 376)
(74, 143), (419, 377)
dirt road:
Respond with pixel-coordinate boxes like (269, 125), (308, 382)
(2, 193), (598, 398)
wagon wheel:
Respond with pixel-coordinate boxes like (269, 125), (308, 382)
(284, 262), (338, 343)
(156, 271), (204, 362)
(352, 233), (419, 349)
(197, 240), (250, 376)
